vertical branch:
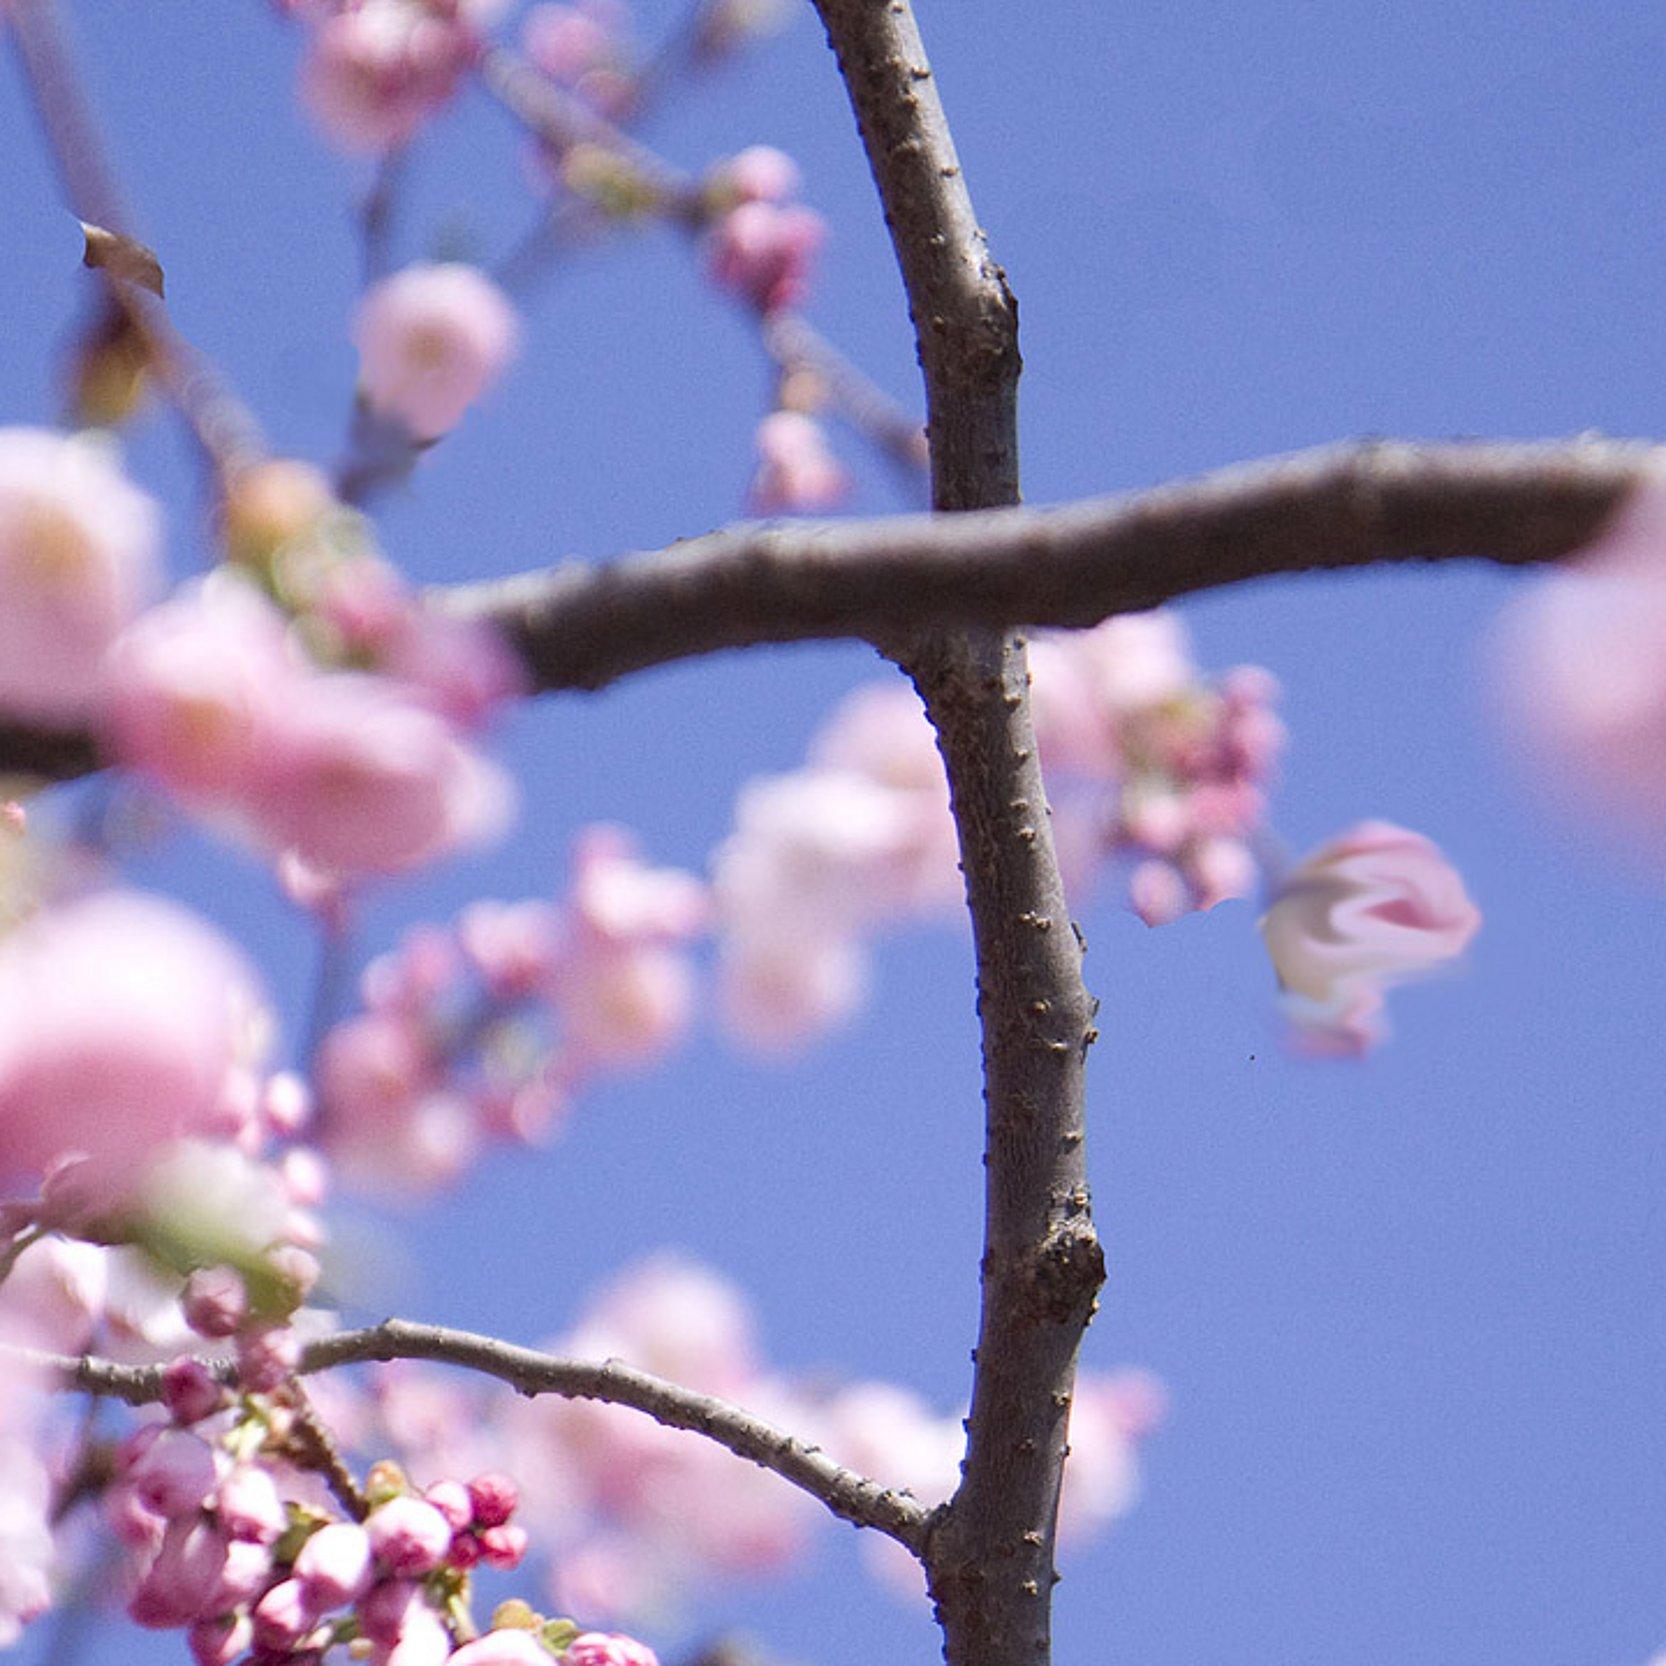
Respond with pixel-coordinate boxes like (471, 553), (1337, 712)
(809, 5), (1103, 1664)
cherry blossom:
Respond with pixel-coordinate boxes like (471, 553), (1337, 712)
(1259, 821), (1481, 1054)
(354, 264), (520, 441)
(0, 426), (160, 722)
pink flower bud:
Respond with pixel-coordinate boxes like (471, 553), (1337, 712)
(475, 1523), (527, 1570)
(1128, 859), (1190, 928)
(237, 1324), (302, 1392)
(211, 1537), (274, 1608)
(295, 1521), (375, 1606)
(565, 1633), (660, 1666)
(188, 1611), (253, 1666)
(705, 201), (824, 313)
(214, 1464), (287, 1544)
(182, 1266), (248, 1339)
(748, 411), (849, 514)
(252, 1577), (318, 1650)
(423, 1479), (474, 1530)
(448, 1630), (552, 1666)
(366, 1495), (453, 1576)
(464, 1472), (518, 1529)
(130, 1429), (220, 1520)
(354, 264), (519, 441)
(162, 1357), (225, 1426)
(130, 1518), (230, 1629)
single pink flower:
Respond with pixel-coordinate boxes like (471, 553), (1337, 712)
(0, 426), (160, 722)
(748, 411), (849, 514)
(300, 0), (478, 153)
(367, 1496), (453, 1576)
(0, 892), (263, 1212)
(705, 201), (824, 314)
(354, 264), (519, 440)
(296, 1520), (376, 1605)
(1260, 821), (1480, 1051)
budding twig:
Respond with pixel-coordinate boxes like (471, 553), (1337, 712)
(6, 1322), (934, 1554)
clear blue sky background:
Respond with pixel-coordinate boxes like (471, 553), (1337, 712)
(6, 3), (1666, 1664)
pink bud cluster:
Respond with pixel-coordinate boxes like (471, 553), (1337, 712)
(318, 826), (706, 1190)
(521, 2), (633, 113)
(1027, 613), (1284, 926)
(294, 0), (501, 155)
(704, 147), (826, 315)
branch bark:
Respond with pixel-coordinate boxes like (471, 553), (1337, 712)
(11, 1323), (932, 1554)
(806, 4), (1099, 1662)
(446, 436), (1651, 693)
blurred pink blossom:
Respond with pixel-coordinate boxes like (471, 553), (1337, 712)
(748, 410), (849, 513)
(355, 263), (519, 440)
(706, 200), (825, 314)
(0, 426), (160, 722)
(0, 891), (263, 1214)
(1260, 821), (1480, 1054)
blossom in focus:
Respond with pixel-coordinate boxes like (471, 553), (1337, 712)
(299, 0), (482, 153)
(355, 264), (519, 440)
(705, 200), (825, 314)
(0, 426), (160, 722)
(0, 890), (264, 1215)
(1259, 821), (1481, 1054)
(1491, 472), (1666, 857)
(748, 410), (849, 513)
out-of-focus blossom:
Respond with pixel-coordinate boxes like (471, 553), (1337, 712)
(705, 200), (824, 314)
(0, 890), (263, 1215)
(522, 1), (632, 111)
(299, 0), (484, 153)
(564, 1633), (660, 1666)
(708, 145), (800, 208)
(748, 410), (848, 513)
(0, 426), (159, 722)
(220, 457), (337, 573)
(108, 576), (514, 881)
(0, 1433), (55, 1645)
(1260, 821), (1480, 1054)
(319, 827), (702, 1192)
(1492, 472), (1666, 858)
(355, 264), (519, 441)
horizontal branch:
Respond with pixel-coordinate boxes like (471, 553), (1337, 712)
(10, 1321), (932, 1554)
(444, 437), (1658, 693)
(0, 438), (1650, 781)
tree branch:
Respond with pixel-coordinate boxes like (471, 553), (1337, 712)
(806, 4), (1098, 1663)
(10, 1322), (932, 1554)
(0, 439), (1645, 783)
(445, 436), (1651, 693)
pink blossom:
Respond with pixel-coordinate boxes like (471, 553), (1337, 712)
(465, 1471), (518, 1527)
(0, 892), (262, 1212)
(714, 145), (800, 205)
(257, 672), (513, 877)
(0, 427), (160, 722)
(252, 1575), (319, 1649)
(748, 411), (849, 514)
(448, 1630), (552, 1666)
(1492, 475), (1666, 854)
(237, 1324), (302, 1392)
(1128, 858), (1191, 928)
(425, 1479), (474, 1530)
(367, 1495), (453, 1576)
(706, 200), (825, 313)
(182, 1265), (248, 1339)
(355, 264), (519, 440)
(1260, 821), (1480, 1052)
(565, 1634), (660, 1666)
(300, 0), (479, 153)
(106, 576), (305, 804)
(162, 1358), (226, 1428)
(372, 1588), (454, 1666)
(296, 1520), (376, 1604)
(718, 926), (863, 1052)
(0, 1235), (107, 1353)
(522, 1), (630, 108)
(215, 1464), (287, 1544)
(130, 1517), (230, 1629)
(0, 1437), (54, 1646)
(569, 826), (709, 944)
(188, 1612), (253, 1666)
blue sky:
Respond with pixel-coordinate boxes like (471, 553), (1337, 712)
(6, 2), (1666, 1663)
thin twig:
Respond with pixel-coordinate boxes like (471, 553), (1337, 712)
(9, 1322), (933, 1553)
(7, 0), (265, 484)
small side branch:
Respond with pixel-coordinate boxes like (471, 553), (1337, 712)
(11, 1322), (932, 1554)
